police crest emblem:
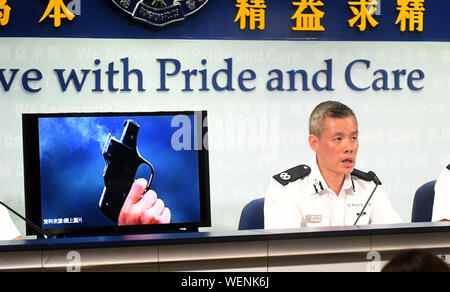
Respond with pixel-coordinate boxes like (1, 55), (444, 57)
(112, 0), (208, 27)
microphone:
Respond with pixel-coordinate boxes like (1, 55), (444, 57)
(353, 171), (382, 226)
(368, 171), (382, 186)
(0, 200), (54, 239)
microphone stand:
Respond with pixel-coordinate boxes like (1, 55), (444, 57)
(354, 171), (382, 226)
(0, 200), (54, 239)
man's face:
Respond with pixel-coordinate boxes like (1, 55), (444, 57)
(309, 115), (359, 177)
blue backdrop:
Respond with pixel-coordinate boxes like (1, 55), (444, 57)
(0, 0), (449, 41)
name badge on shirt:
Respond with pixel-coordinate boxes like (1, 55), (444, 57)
(305, 215), (322, 224)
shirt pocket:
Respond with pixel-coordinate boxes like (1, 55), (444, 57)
(346, 201), (373, 225)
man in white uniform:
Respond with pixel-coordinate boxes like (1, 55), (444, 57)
(0, 205), (21, 240)
(264, 101), (403, 229)
(432, 164), (450, 222)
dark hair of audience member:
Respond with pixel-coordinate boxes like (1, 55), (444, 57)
(382, 249), (450, 272)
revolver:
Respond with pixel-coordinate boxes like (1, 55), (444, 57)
(99, 119), (154, 222)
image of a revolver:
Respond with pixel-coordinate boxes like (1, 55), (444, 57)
(99, 119), (154, 223)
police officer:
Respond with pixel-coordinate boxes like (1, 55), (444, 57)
(432, 164), (450, 222)
(264, 101), (403, 229)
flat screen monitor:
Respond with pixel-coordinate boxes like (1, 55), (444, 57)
(22, 111), (210, 237)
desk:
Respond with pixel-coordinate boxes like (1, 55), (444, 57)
(0, 223), (449, 272)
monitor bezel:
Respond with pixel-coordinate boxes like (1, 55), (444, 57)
(23, 111), (211, 237)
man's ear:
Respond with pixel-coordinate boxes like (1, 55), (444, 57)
(308, 134), (319, 152)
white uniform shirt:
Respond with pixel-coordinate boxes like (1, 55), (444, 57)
(432, 166), (450, 222)
(264, 157), (403, 229)
(0, 205), (21, 240)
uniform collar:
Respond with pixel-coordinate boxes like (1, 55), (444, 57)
(308, 156), (353, 195)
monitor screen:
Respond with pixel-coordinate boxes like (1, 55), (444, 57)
(22, 111), (210, 237)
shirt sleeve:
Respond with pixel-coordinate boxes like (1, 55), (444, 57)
(369, 185), (404, 225)
(432, 169), (450, 222)
(264, 179), (304, 230)
(0, 205), (21, 240)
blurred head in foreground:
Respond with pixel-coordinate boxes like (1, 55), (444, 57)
(382, 249), (450, 272)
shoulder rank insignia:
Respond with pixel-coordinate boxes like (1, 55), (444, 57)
(273, 165), (311, 186)
(351, 168), (373, 192)
(351, 169), (372, 182)
(447, 164), (450, 170)
(112, 0), (209, 27)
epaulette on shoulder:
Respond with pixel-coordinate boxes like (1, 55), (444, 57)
(351, 169), (372, 182)
(447, 164), (450, 170)
(273, 165), (311, 186)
